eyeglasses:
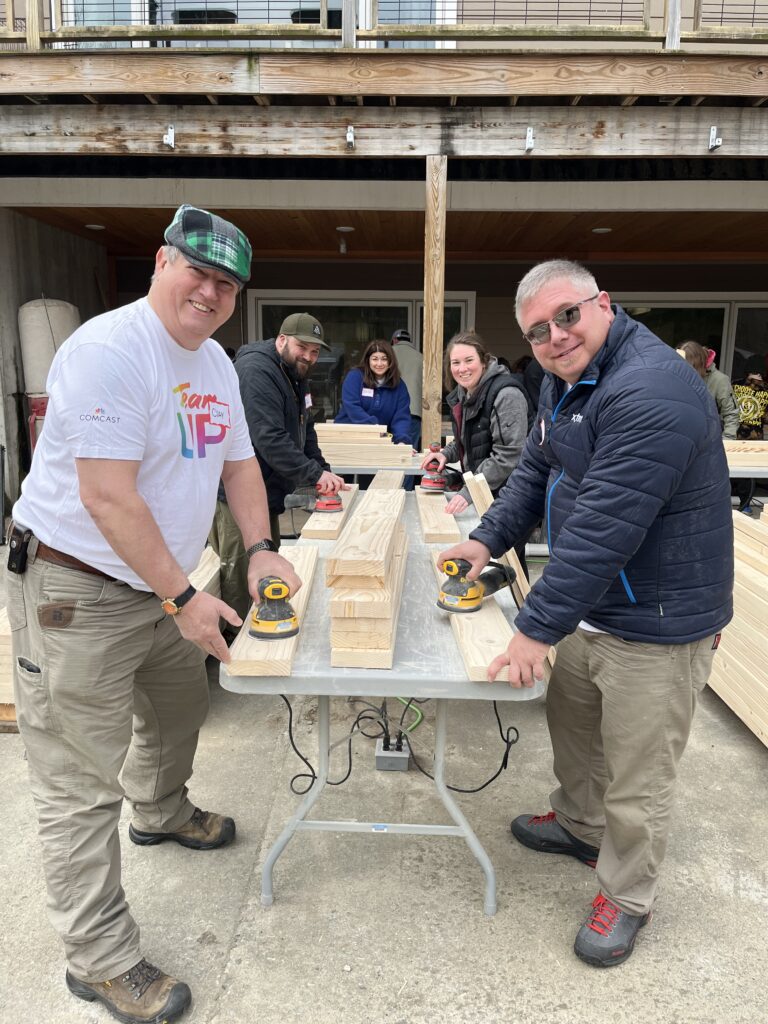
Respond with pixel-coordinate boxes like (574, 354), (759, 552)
(523, 293), (600, 346)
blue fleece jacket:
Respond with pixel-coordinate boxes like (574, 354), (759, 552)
(335, 368), (412, 445)
(470, 305), (734, 646)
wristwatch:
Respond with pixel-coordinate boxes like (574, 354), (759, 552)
(161, 583), (197, 616)
(246, 538), (278, 558)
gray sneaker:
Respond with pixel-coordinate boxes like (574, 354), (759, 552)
(574, 893), (650, 967)
(66, 958), (191, 1024)
(511, 811), (600, 867)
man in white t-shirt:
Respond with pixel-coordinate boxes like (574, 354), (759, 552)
(6, 205), (300, 1024)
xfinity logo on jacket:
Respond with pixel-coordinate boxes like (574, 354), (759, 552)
(571, 413), (584, 423)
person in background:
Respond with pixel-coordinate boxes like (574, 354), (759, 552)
(439, 259), (732, 969)
(420, 330), (532, 576)
(335, 338), (412, 444)
(391, 328), (423, 490)
(6, 204), (301, 1024)
(210, 312), (344, 621)
(677, 340), (739, 439)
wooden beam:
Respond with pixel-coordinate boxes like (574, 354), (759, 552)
(422, 154), (447, 450)
(414, 488), (461, 544)
(223, 545), (319, 677)
(188, 546), (221, 599)
(5, 53), (768, 100)
(300, 483), (359, 540)
(6, 104), (768, 159)
(367, 471), (404, 490)
(24, 0), (43, 51)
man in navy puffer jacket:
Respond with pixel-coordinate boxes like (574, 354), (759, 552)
(439, 260), (733, 968)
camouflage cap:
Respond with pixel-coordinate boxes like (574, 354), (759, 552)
(278, 312), (329, 350)
(164, 204), (252, 286)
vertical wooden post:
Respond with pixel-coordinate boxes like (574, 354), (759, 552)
(24, 0), (43, 49)
(421, 154), (447, 448)
(341, 0), (356, 47)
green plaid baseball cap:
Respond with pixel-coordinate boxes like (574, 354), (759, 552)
(164, 204), (252, 286)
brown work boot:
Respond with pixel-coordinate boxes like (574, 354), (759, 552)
(66, 958), (191, 1024)
(129, 807), (235, 850)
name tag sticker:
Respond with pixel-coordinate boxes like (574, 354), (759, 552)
(209, 401), (231, 428)
(362, 387), (374, 397)
(305, 393), (313, 408)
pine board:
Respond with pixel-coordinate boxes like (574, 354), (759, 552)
(315, 423), (387, 439)
(326, 512), (398, 579)
(321, 442), (414, 466)
(430, 548), (515, 683)
(414, 488), (461, 543)
(330, 619), (393, 649)
(462, 471), (531, 605)
(223, 545), (319, 678)
(368, 471), (404, 490)
(329, 523), (405, 619)
(733, 510), (768, 549)
(188, 545), (222, 598)
(355, 488), (406, 517)
(331, 527), (408, 668)
(300, 483), (359, 540)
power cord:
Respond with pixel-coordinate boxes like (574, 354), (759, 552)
(280, 695), (519, 796)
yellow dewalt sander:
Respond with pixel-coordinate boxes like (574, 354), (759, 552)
(437, 558), (516, 613)
(249, 577), (299, 639)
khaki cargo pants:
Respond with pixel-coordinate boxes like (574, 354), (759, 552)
(6, 547), (209, 981)
(546, 628), (717, 916)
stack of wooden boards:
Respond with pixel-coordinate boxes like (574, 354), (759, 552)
(724, 439), (768, 471)
(327, 488), (409, 668)
(315, 422), (414, 467)
(708, 511), (768, 748)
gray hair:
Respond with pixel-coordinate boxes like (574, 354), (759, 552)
(515, 260), (598, 325)
(150, 245), (181, 284)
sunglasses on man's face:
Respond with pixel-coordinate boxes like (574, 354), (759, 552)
(523, 293), (600, 346)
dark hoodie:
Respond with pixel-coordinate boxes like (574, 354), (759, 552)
(220, 339), (329, 514)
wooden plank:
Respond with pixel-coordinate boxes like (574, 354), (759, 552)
(422, 154), (446, 449)
(709, 665), (768, 748)
(329, 523), (405, 619)
(734, 538), (768, 575)
(223, 545), (318, 678)
(463, 471), (530, 604)
(7, 54), (768, 101)
(331, 527), (408, 668)
(367, 471), (404, 490)
(0, 703), (18, 734)
(430, 548), (516, 683)
(188, 545), (221, 598)
(733, 509), (768, 547)
(315, 423), (386, 438)
(330, 618), (393, 649)
(414, 488), (461, 544)
(300, 483), (359, 541)
(0, 606), (13, 705)
(322, 443), (414, 467)
(326, 513), (398, 579)
(355, 488), (406, 517)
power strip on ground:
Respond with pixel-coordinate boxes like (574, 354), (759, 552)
(375, 737), (410, 771)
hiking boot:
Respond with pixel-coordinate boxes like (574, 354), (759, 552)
(510, 811), (599, 867)
(574, 893), (650, 967)
(129, 807), (235, 850)
(66, 957), (191, 1024)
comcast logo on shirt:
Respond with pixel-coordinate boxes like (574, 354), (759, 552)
(80, 406), (120, 424)
(173, 381), (231, 460)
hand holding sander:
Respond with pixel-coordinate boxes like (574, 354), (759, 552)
(249, 577), (299, 639)
(437, 558), (516, 613)
(420, 442), (463, 494)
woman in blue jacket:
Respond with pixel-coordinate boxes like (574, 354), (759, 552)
(335, 339), (413, 444)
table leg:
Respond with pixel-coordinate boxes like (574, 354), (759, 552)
(432, 699), (497, 916)
(261, 694), (330, 907)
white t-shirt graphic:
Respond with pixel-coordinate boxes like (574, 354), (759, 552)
(14, 298), (253, 589)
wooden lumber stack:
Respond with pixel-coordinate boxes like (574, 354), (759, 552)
(315, 422), (414, 468)
(708, 512), (768, 748)
(326, 489), (408, 668)
(223, 545), (319, 678)
(724, 440), (768, 470)
(300, 483), (359, 540)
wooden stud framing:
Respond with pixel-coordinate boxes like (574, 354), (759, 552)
(224, 545), (319, 678)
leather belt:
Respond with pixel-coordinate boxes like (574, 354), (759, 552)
(35, 540), (117, 582)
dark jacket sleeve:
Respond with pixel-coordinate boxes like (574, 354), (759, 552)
(305, 415), (331, 472)
(390, 382), (413, 444)
(474, 369), (712, 646)
(239, 363), (324, 489)
(337, 369), (379, 425)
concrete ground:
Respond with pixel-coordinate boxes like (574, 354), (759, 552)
(1, 556), (767, 1024)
